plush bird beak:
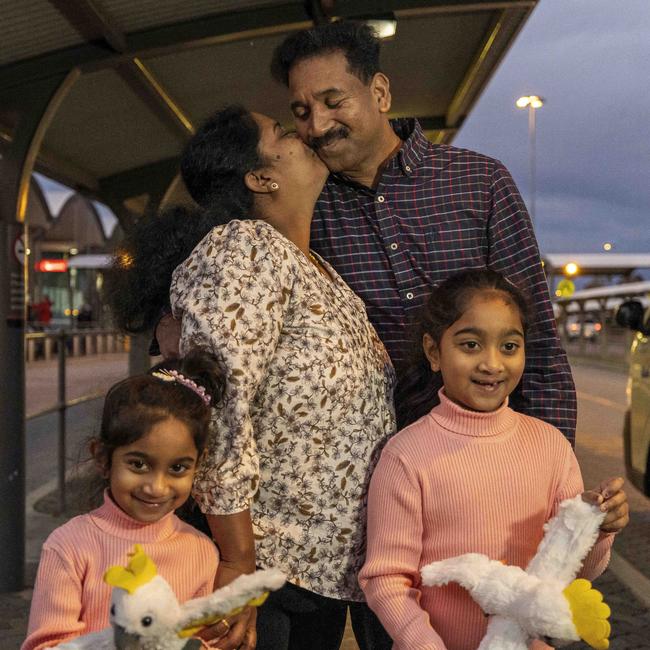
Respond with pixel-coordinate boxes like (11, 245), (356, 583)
(114, 623), (144, 650)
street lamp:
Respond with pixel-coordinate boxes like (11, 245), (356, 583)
(516, 95), (545, 223)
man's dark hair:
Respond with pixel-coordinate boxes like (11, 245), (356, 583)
(271, 20), (381, 86)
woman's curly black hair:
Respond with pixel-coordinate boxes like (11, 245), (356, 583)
(106, 105), (265, 335)
(104, 204), (226, 334)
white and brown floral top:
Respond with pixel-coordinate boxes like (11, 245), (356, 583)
(171, 219), (395, 601)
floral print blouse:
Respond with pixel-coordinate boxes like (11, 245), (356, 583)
(171, 219), (395, 600)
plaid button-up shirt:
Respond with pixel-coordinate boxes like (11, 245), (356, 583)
(310, 118), (576, 443)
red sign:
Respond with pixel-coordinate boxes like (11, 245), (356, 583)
(35, 259), (68, 273)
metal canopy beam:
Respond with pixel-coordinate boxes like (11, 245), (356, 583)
(45, 0), (128, 52)
(116, 59), (195, 139)
(445, 6), (531, 128)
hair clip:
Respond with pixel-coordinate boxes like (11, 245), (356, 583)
(151, 369), (211, 406)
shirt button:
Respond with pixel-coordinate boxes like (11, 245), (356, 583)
(390, 243), (398, 251)
(405, 165), (411, 172)
(377, 195), (385, 203)
(406, 292), (414, 300)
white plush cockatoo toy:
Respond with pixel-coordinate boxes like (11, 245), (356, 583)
(421, 495), (612, 650)
(48, 545), (285, 650)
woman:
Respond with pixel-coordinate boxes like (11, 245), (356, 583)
(114, 106), (396, 650)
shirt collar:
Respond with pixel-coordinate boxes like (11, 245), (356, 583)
(390, 117), (428, 175)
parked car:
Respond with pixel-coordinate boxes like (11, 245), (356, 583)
(615, 299), (650, 496)
(565, 315), (602, 341)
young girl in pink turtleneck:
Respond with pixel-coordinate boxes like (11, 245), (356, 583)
(359, 269), (629, 650)
(23, 353), (221, 650)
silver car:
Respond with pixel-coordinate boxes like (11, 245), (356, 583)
(616, 300), (650, 496)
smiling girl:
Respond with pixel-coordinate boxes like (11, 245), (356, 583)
(359, 269), (629, 650)
(22, 353), (222, 650)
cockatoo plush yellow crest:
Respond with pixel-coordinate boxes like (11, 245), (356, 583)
(421, 495), (612, 649)
(104, 545), (157, 595)
(48, 546), (285, 650)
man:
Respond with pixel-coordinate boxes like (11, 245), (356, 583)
(270, 20), (576, 441)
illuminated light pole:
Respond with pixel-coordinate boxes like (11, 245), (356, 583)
(516, 95), (544, 224)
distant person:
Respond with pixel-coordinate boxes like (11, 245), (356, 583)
(22, 352), (222, 650)
(359, 269), (629, 650)
(76, 303), (93, 328)
(35, 295), (52, 328)
(267, 21), (577, 442)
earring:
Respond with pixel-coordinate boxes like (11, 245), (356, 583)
(270, 182), (279, 191)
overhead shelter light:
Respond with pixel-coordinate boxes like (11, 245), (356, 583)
(350, 13), (397, 40)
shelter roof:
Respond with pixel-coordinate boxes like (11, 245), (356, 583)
(543, 253), (650, 276)
(555, 281), (650, 305)
(1, 0), (537, 214)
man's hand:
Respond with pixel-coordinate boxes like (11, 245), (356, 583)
(155, 313), (181, 359)
(197, 606), (256, 649)
(582, 476), (629, 533)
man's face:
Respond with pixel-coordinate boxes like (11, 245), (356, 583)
(288, 51), (390, 174)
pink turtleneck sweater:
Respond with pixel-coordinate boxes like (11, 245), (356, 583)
(359, 390), (613, 650)
(23, 492), (218, 650)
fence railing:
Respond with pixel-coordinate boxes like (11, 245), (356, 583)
(26, 329), (126, 514)
(25, 328), (127, 362)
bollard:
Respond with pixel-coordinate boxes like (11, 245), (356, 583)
(106, 333), (115, 353)
(44, 336), (53, 360)
(85, 333), (93, 355)
(97, 333), (105, 354)
(72, 334), (81, 357)
(27, 337), (36, 362)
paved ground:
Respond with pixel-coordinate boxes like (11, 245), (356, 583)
(3, 354), (649, 649)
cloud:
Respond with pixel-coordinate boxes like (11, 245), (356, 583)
(454, 0), (650, 253)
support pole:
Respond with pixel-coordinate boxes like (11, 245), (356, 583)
(0, 72), (76, 591)
(57, 330), (67, 514)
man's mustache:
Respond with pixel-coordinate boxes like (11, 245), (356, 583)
(309, 127), (350, 151)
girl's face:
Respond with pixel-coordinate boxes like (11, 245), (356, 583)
(423, 292), (526, 412)
(106, 416), (199, 523)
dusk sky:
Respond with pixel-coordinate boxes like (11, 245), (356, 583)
(454, 0), (650, 255)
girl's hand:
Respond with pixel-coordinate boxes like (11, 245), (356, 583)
(582, 476), (629, 533)
(197, 606), (256, 649)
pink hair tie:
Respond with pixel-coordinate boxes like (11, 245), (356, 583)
(150, 369), (211, 406)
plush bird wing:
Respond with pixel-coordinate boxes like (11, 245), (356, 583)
(176, 568), (286, 638)
(526, 494), (605, 582)
(421, 496), (611, 650)
(45, 627), (114, 649)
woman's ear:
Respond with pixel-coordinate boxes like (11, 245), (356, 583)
(371, 72), (392, 114)
(90, 439), (110, 478)
(244, 170), (277, 194)
(422, 333), (441, 372)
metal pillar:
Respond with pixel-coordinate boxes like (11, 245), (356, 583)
(0, 72), (77, 590)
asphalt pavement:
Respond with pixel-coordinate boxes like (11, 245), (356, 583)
(4, 354), (649, 649)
